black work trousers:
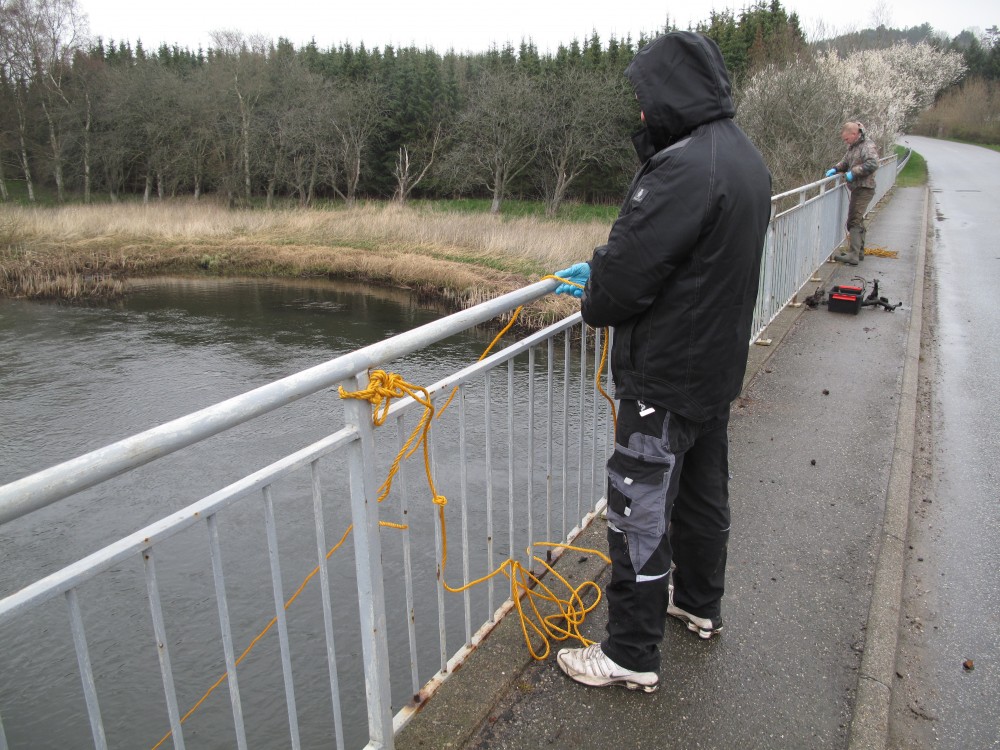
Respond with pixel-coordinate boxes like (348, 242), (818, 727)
(600, 400), (731, 673)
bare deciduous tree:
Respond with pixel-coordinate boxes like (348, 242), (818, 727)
(0, 0), (86, 201)
(444, 69), (542, 214)
(210, 30), (270, 204)
(324, 78), (385, 206)
(393, 123), (441, 204)
(536, 68), (627, 214)
(735, 59), (844, 192)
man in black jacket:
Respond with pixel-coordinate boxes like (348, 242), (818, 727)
(554, 31), (772, 692)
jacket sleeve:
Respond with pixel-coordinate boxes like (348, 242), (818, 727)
(854, 141), (879, 178)
(581, 149), (707, 328)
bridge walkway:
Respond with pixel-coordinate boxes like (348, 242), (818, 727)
(396, 185), (929, 750)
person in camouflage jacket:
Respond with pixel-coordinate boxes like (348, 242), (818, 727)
(826, 121), (879, 265)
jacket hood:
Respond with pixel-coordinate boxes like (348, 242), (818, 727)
(626, 31), (735, 152)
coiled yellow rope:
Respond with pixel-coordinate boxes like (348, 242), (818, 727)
(337, 276), (615, 659)
(865, 246), (899, 258)
(151, 273), (610, 749)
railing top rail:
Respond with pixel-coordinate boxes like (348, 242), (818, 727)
(771, 153), (898, 204)
(771, 175), (834, 204)
(0, 426), (357, 625)
(896, 148), (912, 173)
(0, 278), (559, 527)
(0, 311), (590, 624)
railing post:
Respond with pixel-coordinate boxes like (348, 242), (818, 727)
(342, 373), (394, 750)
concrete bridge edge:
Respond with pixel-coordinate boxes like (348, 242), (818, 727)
(845, 187), (929, 750)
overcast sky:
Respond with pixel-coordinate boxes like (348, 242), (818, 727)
(79, 0), (995, 54)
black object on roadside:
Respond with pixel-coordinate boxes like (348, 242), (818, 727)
(828, 284), (864, 314)
(860, 278), (902, 312)
(804, 287), (826, 308)
(826, 278), (902, 314)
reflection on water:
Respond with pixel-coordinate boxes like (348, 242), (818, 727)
(0, 276), (609, 749)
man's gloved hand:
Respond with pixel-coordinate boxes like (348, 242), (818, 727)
(825, 168), (837, 177)
(553, 262), (590, 297)
(845, 170), (854, 182)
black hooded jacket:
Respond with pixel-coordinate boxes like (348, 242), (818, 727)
(581, 32), (772, 421)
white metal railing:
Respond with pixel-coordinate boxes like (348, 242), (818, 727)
(0, 285), (615, 750)
(0, 158), (900, 750)
(751, 153), (898, 341)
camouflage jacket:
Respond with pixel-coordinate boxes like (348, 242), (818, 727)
(835, 136), (879, 190)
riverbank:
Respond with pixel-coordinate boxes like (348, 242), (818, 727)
(0, 201), (605, 327)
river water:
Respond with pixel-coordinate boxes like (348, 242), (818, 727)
(0, 277), (608, 749)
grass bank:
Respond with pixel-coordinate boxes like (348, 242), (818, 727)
(894, 146), (928, 188)
(1, 200), (610, 327)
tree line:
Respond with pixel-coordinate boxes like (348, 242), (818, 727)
(0, 0), (981, 209)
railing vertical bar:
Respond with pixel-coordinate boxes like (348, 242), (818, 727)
(206, 514), (249, 750)
(342, 374), (394, 749)
(65, 588), (108, 750)
(561, 328), (571, 541)
(577, 321), (588, 522)
(0, 708), (8, 750)
(262, 485), (302, 750)
(591, 327), (601, 510)
(507, 359), (516, 568)
(458, 383), (472, 645)
(527, 347), (536, 565)
(546, 338), (554, 549)
(484, 371), (495, 618)
(309, 462), (346, 750)
(142, 547), (187, 750)
(395, 413), (421, 696)
(428, 398), (448, 673)
(604, 328), (615, 477)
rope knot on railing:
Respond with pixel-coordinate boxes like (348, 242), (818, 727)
(338, 369), (424, 426)
(339, 368), (441, 507)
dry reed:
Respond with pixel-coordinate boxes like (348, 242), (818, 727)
(0, 202), (602, 325)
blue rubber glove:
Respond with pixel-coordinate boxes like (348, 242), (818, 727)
(845, 170), (854, 182)
(553, 262), (590, 297)
(825, 168), (837, 178)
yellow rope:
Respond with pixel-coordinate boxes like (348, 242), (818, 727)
(865, 246), (899, 258)
(335, 277), (616, 660)
(340, 366), (611, 662)
(152, 522), (357, 750)
(151, 275), (611, 748)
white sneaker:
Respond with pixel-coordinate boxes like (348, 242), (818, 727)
(667, 568), (723, 639)
(556, 643), (658, 692)
(667, 596), (723, 639)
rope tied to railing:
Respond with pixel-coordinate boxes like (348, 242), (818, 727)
(338, 354), (612, 660)
(149, 274), (614, 749)
(337, 276), (616, 661)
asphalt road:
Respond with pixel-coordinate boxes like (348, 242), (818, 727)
(888, 136), (1000, 749)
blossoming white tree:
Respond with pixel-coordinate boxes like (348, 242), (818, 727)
(736, 41), (965, 190)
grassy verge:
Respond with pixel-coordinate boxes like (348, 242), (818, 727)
(1, 200), (604, 327)
(894, 147), (928, 188)
(410, 198), (621, 223)
(954, 140), (1000, 153)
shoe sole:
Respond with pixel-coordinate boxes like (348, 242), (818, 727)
(566, 674), (659, 692)
(668, 607), (723, 640)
